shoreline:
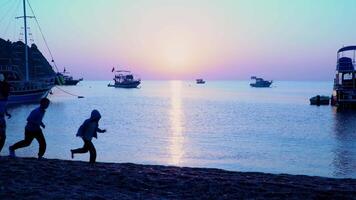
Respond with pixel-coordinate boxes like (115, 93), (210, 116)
(1, 157), (356, 199)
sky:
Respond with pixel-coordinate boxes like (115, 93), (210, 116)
(1, 0), (356, 80)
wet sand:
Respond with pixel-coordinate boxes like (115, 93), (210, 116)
(0, 157), (355, 199)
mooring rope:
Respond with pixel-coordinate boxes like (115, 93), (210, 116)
(54, 86), (84, 99)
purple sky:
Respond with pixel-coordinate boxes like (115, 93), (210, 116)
(1, 0), (356, 80)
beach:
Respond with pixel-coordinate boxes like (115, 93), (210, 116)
(0, 157), (355, 199)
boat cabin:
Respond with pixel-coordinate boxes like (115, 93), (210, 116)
(114, 71), (138, 83)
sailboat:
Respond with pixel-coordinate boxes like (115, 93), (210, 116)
(0, 0), (55, 104)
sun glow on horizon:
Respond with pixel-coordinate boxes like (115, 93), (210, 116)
(110, 2), (231, 79)
(151, 29), (201, 76)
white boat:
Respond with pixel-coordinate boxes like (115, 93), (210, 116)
(108, 70), (141, 88)
(331, 46), (356, 108)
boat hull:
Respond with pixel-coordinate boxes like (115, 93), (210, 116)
(108, 81), (141, 88)
(310, 96), (330, 105)
(55, 73), (82, 86)
(8, 89), (50, 105)
(331, 91), (356, 108)
(250, 82), (272, 88)
(62, 79), (81, 86)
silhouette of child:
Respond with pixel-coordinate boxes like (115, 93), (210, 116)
(71, 109), (106, 163)
(9, 98), (50, 159)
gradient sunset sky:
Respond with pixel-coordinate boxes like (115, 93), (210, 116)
(1, 0), (356, 80)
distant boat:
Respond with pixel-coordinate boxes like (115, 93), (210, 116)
(310, 95), (330, 105)
(55, 68), (83, 86)
(331, 46), (356, 108)
(108, 70), (141, 88)
(250, 76), (272, 88)
(196, 79), (206, 84)
(0, 0), (55, 104)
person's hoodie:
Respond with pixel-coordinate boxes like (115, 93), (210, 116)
(76, 110), (103, 141)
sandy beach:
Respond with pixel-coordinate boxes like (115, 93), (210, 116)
(0, 157), (355, 199)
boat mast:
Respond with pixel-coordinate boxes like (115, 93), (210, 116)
(16, 0), (32, 81)
(23, 0), (29, 81)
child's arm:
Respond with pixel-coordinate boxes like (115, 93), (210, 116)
(97, 128), (106, 133)
(40, 122), (45, 129)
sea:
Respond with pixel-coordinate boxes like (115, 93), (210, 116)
(2, 81), (356, 178)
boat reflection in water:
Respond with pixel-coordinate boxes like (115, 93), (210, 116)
(168, 81), (185, 165)
(332, 111), (356, 177)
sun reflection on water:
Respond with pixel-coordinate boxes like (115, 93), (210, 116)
(169, 81), (185, 165)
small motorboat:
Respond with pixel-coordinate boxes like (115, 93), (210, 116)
(108, 70), (141, 88)
(196, 79), (206, 84)
(310, 95), (330, 105)
(250, 76), (272, 88)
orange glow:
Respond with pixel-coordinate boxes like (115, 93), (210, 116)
(110, 5), (230, 79)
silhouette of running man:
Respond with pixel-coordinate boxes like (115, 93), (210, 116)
(0, 101), (11, 154)
(0, 74), (11, 153)
(9, 98), (50, 159)
(71, 109), (106, 163)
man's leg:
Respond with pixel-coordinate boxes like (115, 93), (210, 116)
(10, 129), (35, 151)
(0, 129), (5, 153)
(0, 118), (6, 153)
(34, 129), (46, 158)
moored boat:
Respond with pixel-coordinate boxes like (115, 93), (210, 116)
(108, 70), (141, 88)
(250, 76), (272, 88)
(310, 95), (330, 105)
(331, 46), (356, 108)
(196, 79), (206, 84)
(55, 68), (83, 86)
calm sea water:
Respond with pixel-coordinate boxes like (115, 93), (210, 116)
(2, 81), (356, 178)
